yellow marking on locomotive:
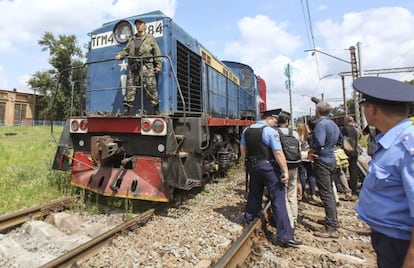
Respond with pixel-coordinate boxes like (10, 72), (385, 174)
(200, 47), (240, 86)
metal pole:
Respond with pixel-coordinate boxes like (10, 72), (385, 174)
(288, 63), (293, 130)
(341, 75), (347, 117)
(350, 46), (360, 127)
(356, 42), (365, 128)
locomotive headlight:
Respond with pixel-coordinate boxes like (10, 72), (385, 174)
(141, 118), (167, 136)
(79, 140), (85, 147)
(152, 119), (165, 133)
(113, 20), (132, 44)
(70, 119), (88, 133)
(71, 120), (79, 131)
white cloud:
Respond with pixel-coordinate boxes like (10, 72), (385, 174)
(0, 0), (176, 52)
(225, 15), (301, 62)
(317, 7), (414, 69)
(0, 0), (176, 91)
(223, 14), (303, 112)
(224, 6), (414, 116)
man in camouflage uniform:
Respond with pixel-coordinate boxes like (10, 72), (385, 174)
(115, 19), (162, 114)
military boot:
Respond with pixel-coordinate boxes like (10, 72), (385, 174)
(123, 102), (133, 115)
(153, 104), (160, 115)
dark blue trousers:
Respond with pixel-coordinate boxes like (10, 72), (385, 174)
(244, 160), (294, 241)
(371, 230), (410, 268)
(298, 161), (316, 195)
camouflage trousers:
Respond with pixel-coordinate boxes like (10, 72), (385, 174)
(125, 63), (159, 107)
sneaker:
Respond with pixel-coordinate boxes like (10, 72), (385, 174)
(314, 227), (339, 239)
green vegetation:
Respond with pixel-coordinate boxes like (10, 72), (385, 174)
(0, 126), (70, 215)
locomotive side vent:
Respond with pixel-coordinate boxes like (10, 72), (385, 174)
(176, 41), (202, 113)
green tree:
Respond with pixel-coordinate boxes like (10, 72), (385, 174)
(28, 32), (84, 120)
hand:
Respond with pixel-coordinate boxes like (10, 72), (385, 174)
(115, 54), (121, 60)
(280, 172), (289, 184)
(154, 67), (161, 73)
(307, 150), (317, 162)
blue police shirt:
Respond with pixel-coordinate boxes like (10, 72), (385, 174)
(355, 118), (414, 240)
(240, 121), (282, 151)
(311, 117), (342, 163)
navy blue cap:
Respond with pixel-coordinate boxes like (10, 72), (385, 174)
(353, 76), (414, 104)
(262, 108), (282, 118)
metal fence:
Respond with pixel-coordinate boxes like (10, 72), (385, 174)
(0, 120), (66, 127)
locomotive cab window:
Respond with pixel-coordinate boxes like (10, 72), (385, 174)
(113, 20), (132, 44)
(240, 68), (253, 89)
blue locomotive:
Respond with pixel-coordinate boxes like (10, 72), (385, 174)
(52, 10), (267, 202)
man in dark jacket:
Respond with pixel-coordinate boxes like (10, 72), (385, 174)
(341, 116), (361, 196)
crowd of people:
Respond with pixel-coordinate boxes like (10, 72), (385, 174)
(241, 76), (414, 267)
(240, 100), (359, 246)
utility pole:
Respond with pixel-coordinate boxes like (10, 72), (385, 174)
(284, 63), (294, 130)
(341, 75), (347, 117)
(349, 45), (361, 126)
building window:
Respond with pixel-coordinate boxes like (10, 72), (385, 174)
(14, 103), (27, 125)
(0, 102), (5, 125)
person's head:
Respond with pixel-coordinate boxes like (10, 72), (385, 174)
(277, 112), (290, 126)
(344, 116), (354, 125)
(134, 19), (147, 33)
(296, 122), (310, 141)
(353, 76), (414, 131)
(307, 116), (317, 131)
(263, 114), (278, 127)
(262, 109), (280, 128)
(315, 101), (331, 117)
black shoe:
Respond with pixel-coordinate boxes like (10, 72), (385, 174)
(275, 239), (302, 248)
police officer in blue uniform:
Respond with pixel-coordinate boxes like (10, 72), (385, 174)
(353, 76), (414, 267)
(240, 109), (302, 248)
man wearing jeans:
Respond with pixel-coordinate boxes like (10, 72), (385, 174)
(309, 101), (343, 238)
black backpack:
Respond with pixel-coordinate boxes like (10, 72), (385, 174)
(277, 128), (301, 167)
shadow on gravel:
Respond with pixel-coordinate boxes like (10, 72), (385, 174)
(213, 202), (245, 224)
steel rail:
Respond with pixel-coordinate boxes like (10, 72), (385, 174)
(0, 197), (74, 233)
(41, 208), (154, 268)
(214, 201), (271, 268)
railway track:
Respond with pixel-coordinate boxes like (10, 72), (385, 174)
(41, 209), (154, 268)
(214, 201), (271, 267)
(0, 197), (75, 233)
(0, 197), (156, 268)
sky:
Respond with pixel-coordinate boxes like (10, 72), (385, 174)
(1, 0), (414, 117)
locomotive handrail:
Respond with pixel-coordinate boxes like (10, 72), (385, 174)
(126, 55), (189, 152)
(125, 55), (187, 119)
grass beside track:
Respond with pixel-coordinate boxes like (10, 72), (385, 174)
(0, 125), (69, 215)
